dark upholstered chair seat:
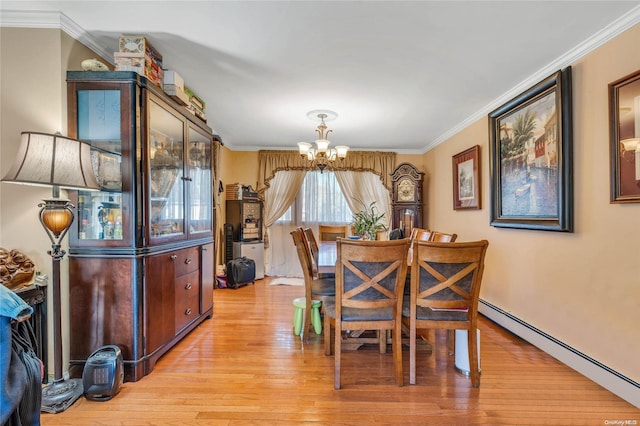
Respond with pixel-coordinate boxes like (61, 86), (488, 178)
(318, 272), (335, 279)
(311, 277), (336, 297)
(323, 298), (393, 321)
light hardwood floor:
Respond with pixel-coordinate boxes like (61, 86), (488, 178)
(43, 277), (639, 425)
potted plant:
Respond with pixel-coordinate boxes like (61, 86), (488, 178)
(351, 200), (387, 240)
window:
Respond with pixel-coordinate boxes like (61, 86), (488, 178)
(276, 171), (352, 224)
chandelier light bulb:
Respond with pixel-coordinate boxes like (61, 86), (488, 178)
(335, 146), (349, 159)
(298, 142), (311, 158)
(316, 139), (330, 154)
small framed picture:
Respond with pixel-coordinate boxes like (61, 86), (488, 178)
(452, 145), (481, 210)
(609, 69), (640, 203)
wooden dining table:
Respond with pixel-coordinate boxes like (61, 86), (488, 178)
(316, 239), (428, 353)
(317, 241), (338, 275)
(318, 239), (413, 271)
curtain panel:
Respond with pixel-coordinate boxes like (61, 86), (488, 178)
(257, 150), (396, 193)
(212, 139), (224, 267)
(263, 170), (307, 228)
(335, 171), (392, 230)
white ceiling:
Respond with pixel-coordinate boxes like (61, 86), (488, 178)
(2, 1), (640, 153)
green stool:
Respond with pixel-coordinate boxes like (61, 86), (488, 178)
(293, 297), (322, 336)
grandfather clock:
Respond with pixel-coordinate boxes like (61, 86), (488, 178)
(390, 162), (424, 237)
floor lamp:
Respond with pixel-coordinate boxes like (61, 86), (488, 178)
(2, 132), (99, 413)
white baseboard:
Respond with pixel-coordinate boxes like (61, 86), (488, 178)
(479, 299), (640, 409)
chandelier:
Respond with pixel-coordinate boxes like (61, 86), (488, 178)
(297, 110), (349, 173)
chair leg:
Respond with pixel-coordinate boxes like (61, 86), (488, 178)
(334, 322), (342, 389)
(409, 318), (417, 385)
(324, 315), (332, 356)
(378, 330), (387, 354)
(392, 324), (403, 386)
(468, 327), (480, 387)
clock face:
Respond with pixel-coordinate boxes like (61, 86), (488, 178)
(398, 179), (415, 202)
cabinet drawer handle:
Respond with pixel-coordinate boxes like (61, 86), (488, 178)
(184, 258), (192, 264)
(170, 255), (177, 260)
(184, 283), (192, 290)
(185, 308), (192, 316)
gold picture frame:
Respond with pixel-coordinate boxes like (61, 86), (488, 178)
(452, 145), (481, 210)
(609, 69), (640, 203)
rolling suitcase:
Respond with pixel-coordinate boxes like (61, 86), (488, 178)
(226, 257), (256, 289)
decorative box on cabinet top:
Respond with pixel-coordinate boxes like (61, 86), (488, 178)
(163, 70), (189, 106)
(114, 52), (163, 86)
(119, 35), (162, 59)
(116, 35), (163, 86)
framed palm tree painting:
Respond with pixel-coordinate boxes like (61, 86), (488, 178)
(488, 67), (573, 232)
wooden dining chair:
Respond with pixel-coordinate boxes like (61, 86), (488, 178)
(413, 228), (432, 241)
(402, 240), (488, 387)
(429, 231), (457, 242)
(290, 228), (336, 338)
(323, 238), (410, 389)
(318, 224), (348, 241)
(302, 228), (334, 279)
(414, 230), (456, 348)
(407, 228), (431, 266)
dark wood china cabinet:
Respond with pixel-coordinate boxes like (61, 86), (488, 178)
(66, 71), (215, 382)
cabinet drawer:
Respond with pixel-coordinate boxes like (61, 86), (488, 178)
(175, 270), (200, 332)
(174, 247), (200, 276)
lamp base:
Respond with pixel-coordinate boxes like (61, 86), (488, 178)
(41, 378), (83, 413)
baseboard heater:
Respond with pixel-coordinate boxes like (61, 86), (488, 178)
(478, 298), (639, 408)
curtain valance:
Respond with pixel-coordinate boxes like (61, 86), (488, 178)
(257, 150), (396, 192)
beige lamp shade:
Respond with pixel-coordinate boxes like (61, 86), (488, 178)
(2, 132), (99, 190)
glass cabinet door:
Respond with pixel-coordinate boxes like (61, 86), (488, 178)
(187, 126), (213, 237)
(148, 98), (185, 241)
(75, 89), (125, 243)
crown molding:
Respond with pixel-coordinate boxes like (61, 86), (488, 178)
(423, 5), (640, 153)
(224, 144), (423, 154)
(0, 10), (113, 64)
